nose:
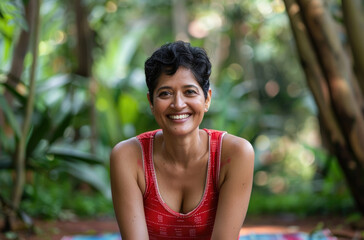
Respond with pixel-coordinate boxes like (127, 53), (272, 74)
(171, 93), (186, 109)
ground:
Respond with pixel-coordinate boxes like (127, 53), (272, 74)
(0, 215), (362, 240)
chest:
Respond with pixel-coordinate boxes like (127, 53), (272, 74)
(155, 156), (209, 214)
(143, 154), (219, 239)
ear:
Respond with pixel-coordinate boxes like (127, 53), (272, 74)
(204, 89), (212, 112)
(147, 93), (154, 113)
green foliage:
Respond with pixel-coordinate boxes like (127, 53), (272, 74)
(0, 0), (27, 31)
(249, 157), (355, 215)
(0, 0), (27, 66)
(0, 0), (359, 220)
(19, 172), (113, 218)
(0, 73), (109, 214)
(0, 94), (21, 139)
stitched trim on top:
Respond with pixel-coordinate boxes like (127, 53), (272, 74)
(216, 131), (227, 192)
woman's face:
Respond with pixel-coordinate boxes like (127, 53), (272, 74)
(148, 67), (211, 136)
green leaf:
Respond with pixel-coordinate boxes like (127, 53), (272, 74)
(47, 148), (104, 165)
(0, 33), (13, 63)
(48, 113), (73, 145)
(0, 81), (27, 105)
(36, 74), (71, 93)
(94, 17), (151, 83)
(63, 162), (111, 198)
(0, 95), (21, 139)
(118, 93), (139, 124)
(26, 110), (52, 157)
(0, 0), (28, 31)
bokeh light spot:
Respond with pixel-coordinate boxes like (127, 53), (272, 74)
(265, 80), (280, 97)
(106, 1), (117, 13)
(255, 135), (271, 151)
(255, 171), (268, 186)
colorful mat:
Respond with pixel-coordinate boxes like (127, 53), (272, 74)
(61, 229), (336, 240)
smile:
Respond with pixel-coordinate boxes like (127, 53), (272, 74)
(168, 114), (190, 120)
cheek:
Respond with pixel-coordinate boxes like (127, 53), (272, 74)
(192, 101), (207, 113)
(152, 100), (169, 114)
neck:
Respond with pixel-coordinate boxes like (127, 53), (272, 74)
(159, 129), (207, 167)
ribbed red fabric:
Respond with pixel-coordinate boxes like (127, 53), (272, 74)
(137, 129), (226, 240)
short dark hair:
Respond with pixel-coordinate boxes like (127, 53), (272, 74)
(144, 41), (211, 104)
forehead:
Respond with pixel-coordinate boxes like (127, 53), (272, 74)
(155, 67), (199, 89)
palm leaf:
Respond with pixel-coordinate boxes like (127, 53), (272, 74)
(26, 110), (52, 157)
(47, 148), (104, 165)
(63, 162), (111, 198)
(48, 113), (73, 145)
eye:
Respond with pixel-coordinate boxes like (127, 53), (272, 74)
(158, 91), (172, 98)
(185, 89), (198, 95)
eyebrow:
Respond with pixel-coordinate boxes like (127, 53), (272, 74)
(156, 84), (199, 93)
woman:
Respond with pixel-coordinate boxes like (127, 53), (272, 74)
(110, 41), (254, 240)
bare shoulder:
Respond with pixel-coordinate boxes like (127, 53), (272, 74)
(222, 133), (254, 161)
(110, 137), (142, 171)
(219, 134), (254, 186)
(110, 136), (146, 193)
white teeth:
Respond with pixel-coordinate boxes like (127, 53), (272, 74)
(169, 114), (190, 120)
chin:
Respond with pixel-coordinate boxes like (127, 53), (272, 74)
(163, 126), (199, 136)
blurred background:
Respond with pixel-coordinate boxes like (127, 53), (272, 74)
(1, 0), (364, 236)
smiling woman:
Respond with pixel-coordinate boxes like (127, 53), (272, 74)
(110, 41), (255, 240)
(148, 67), (210, 136)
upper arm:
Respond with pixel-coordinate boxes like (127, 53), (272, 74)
(110, 138), (149, 240)
(211, 134), (254, 240)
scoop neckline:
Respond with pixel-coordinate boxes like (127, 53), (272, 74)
(150, 129), (211, 217)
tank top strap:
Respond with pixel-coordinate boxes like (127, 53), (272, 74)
(137, 129), (161, 198)
(203, 129), (226, 191)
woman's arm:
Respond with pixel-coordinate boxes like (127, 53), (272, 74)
(211, 134), (255, 240)
(110, 138), (149, 240)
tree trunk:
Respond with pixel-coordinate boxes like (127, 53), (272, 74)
(172, 0), (189, 41)
(342, 0), (364, 95)
(283, 0), (364, 214)
(4, 0), (41, 231)
(73, 0), (92, 77)
(0, 0), (36, 158)
(6, 2), (35, 93)
(73, 0), (97, 153)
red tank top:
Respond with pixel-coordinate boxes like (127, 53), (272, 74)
(137, 129), (226, 240)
